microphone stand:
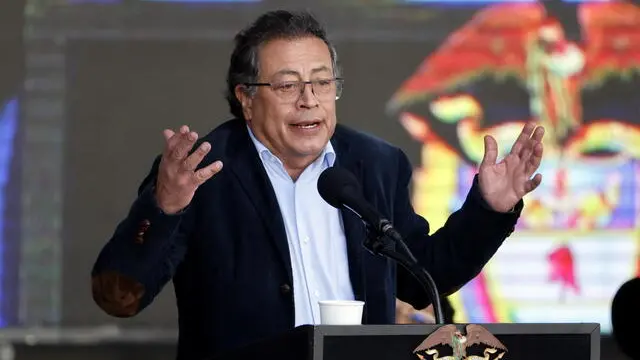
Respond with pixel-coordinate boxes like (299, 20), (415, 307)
(363, 223), (445, 325)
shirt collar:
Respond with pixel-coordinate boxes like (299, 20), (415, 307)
(246, 124), (336, 167)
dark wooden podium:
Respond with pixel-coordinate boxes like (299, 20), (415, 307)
(213, 323), (600, 360)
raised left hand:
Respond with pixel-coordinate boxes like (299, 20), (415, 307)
(478, 122), (545, 213)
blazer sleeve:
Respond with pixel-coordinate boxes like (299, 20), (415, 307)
(393, 148), (523, 310)
(91, 155), (193, 317)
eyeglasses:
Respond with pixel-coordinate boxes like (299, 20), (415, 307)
(244, 78), (344, 102)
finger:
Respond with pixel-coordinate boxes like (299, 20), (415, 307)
(510, 122), (537, 155)
(481, 135), (498, 166)
(163, 129), (175, 141)
(519, 125), (544, 160)
(525, 173), (543, 193)
(164, 125), (191, 153)
(518, 147), (533, 171)
(525, 141), (543, 177)
(531, 125), (545, 143)
(170, 125), (191, 144)
(182, 141), (211, 171)
(162, 129), (180, 154)
(515, 147), (533, 177)
(170, 131), (199, 162)
(517, 139), (533, 160)
(193, 160), (223, 185)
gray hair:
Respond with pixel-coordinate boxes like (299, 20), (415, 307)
(225, 10), (341, 120)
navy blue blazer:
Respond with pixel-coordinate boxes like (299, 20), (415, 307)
(91, 119), (522, 360)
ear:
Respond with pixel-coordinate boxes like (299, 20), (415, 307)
(235, 85), (253, 121)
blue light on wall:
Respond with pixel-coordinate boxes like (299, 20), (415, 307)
(0, 97), (18, 328)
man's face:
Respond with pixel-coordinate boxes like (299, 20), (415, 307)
(238, 36), (338, 168)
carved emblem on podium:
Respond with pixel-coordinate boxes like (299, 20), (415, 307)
(413, 324), (507, 360)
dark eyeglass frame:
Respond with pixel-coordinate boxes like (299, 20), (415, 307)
(243, 77), (345, 100)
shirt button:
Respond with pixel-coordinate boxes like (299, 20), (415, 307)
(314, 290), (320, 297)
(303, 237), (309, 244)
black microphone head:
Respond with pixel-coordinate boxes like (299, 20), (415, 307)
(611, 277), (640, 359)
(317, 166), (361, 209)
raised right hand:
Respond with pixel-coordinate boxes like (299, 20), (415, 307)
(154, 125), (223, 214)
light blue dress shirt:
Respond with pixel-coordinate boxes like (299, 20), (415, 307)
(247, 127), (355, 326)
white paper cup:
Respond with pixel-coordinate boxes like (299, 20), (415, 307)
(318, 300), (365, 325)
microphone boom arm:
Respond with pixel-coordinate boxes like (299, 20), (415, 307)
(363, 222), (445, 325)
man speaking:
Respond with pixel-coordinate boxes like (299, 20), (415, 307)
(91, 9), (545, 360)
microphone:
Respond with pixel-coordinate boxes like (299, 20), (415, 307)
(317, 166), (445, 324)
(611, 277), (640, 359)
(317, 166), (403, 242)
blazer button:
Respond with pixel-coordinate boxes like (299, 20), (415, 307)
(280, 284), (292, 295)
(135, 219), (151, 244)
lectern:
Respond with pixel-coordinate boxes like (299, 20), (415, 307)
(213, 323), (599, 360)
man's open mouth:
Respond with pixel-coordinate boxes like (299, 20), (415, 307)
(291, 121), (321, 129)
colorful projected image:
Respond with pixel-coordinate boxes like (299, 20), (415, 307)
(387, 1), (640, 332)
(338, 0), (603, 5)
(403, 0), (597, 3)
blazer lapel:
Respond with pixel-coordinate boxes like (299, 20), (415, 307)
(331, 129), (367, 310)
(227, 124), (293, 282)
